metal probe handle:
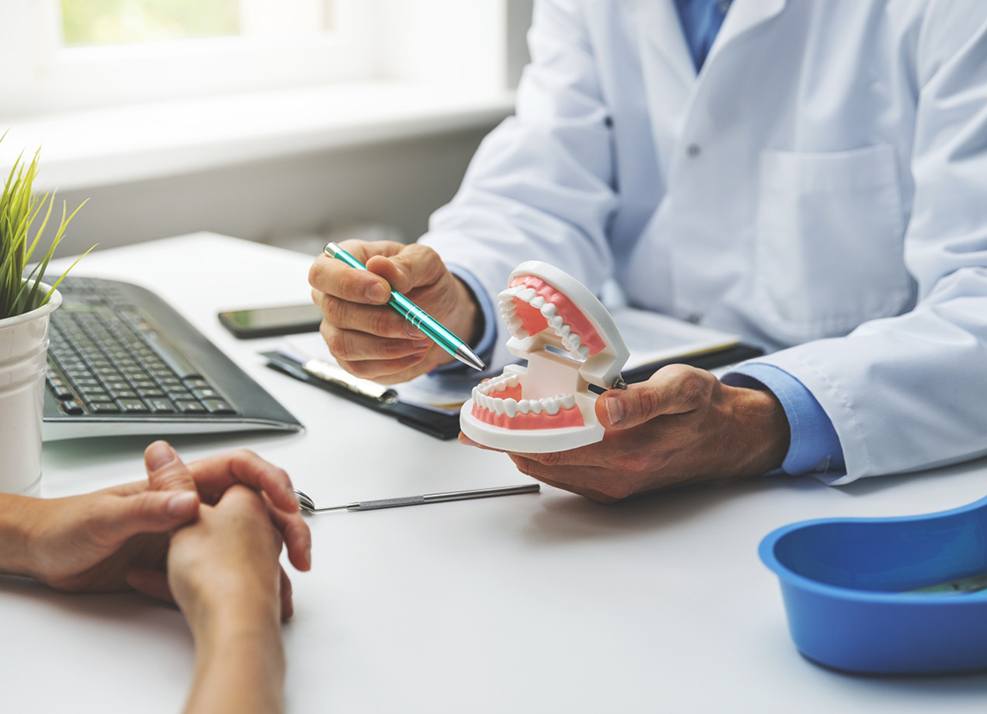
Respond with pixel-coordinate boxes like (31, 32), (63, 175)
(349, 484), (540, 511)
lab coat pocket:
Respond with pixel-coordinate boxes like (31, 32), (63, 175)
(754, 144), (911, 342)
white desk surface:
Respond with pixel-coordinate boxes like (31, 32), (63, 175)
(3, 233), (987, 713)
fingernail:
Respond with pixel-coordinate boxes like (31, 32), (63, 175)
(146, 441), (177, 470)
(167, 492), (198, 517)
(366, 283), (389, 302)
(604, 397), (623, 425)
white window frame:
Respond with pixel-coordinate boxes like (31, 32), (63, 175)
(0, 0), (377, 117)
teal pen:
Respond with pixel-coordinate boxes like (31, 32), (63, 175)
(323, 242), (486, 371)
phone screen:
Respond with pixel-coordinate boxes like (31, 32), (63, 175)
(219, 304), (323, 338)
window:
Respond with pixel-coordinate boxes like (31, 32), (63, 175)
(0, 0), (373, 117)
(61, 0), (244, 47)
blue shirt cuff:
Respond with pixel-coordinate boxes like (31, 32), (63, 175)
(722, 363), (846, 475)
(430, 265), (497, 375)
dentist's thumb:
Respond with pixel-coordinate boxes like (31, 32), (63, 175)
(596, 365), (715, 430)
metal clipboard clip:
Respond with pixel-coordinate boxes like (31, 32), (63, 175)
(300, 357), (398, 404)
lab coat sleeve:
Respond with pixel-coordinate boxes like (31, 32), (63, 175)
(419, 0), (618, 371)
(750, 1), (987, 484)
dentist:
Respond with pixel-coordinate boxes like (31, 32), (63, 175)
(308, 0), (987, 499)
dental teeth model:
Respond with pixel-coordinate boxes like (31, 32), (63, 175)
(460, 261), (629, 452)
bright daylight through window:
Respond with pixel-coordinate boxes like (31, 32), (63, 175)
(59, 0), (335, 46)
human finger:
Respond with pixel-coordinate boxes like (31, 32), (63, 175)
(308, 254), (392, 305)
(458, 432), (609, 468)
(145, 440), (197, 492)
(187, 450), (301, 514)
(279, 567), (294, 621)
(596, 364), (717, 430)
(335, 352), (432, 381)
(365, 243), (446, 294)
(264, 496), (312, 572)
(320, 322), (430, 362)
(318, 295), (426, 340)
(508, 456), (624, 502)
(126, 568), (175, 603)
(93, 490), (200, 544)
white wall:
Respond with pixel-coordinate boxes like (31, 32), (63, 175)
(51, 124), (495, 259)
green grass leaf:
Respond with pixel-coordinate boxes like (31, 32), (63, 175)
(0, 136), (93, 319)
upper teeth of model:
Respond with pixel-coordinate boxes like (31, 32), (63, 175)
(497, 286), (591, 360)
(471, 375), (577, 417)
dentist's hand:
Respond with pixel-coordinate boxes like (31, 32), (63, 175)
(461, 365), (790, 502)
(308, 240), (481, 384)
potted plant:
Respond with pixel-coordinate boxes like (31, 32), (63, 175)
(0, 138), (90, 495)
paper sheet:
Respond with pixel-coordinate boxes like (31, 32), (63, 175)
(281, 308), (739, 413)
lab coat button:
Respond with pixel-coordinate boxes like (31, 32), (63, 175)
(686, 143), (701, 158)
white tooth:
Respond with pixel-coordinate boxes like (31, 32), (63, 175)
(530, 296), (545, 309)
(540, 303), (557, 317)
(480, 393), (491, 410)
(503, 398), (518, 417)
(544, 397), (560, 415)
(507, 374), (519, 387)
(491, 398), (505, 415)
(471, 386), (479, 402)
(569, 334), (581, 349)
(517, 400), (531, 414)
(559, 324), (571, 337)
(561, 394), (575, 409)
(509, 317), (524, 333)
(529, 400), (542, 414)
(578, 346), (589, 360)
(519, 288), (536, 301)
(548, 316), (563, 329)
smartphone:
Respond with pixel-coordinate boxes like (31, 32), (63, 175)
(218, 303), (323, 339)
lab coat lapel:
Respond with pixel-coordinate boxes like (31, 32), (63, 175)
(704, 0), (787, 68)
(626, 0), (697, 176)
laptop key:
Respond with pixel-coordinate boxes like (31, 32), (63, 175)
(201, 399), (236, 415)
(60, 399), (84, 415)
(89, 401), (120, 414)
(175, 400), (207, 414)
(147, 398), (176, 414)
(116, 398), (148, 413)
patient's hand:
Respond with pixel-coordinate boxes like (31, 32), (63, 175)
(20, 443), (310, 609)
(167, 485), (288, 714)
(168, 485), (283, 634)
(308, 239), (481, 383)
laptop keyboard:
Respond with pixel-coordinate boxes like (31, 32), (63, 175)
(47, 280), (237, 418)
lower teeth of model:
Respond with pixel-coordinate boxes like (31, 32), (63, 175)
(473, 387), (576, 417)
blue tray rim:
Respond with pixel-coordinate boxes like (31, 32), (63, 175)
(759, 493), (987, 604)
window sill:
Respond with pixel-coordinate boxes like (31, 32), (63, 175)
(0, 82), (514, 191)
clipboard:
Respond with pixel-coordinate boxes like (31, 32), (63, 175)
(261, 342), (764, 441)
(261, 350), (462, 439)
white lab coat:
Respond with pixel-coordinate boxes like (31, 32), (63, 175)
(420, 0), (987, 484)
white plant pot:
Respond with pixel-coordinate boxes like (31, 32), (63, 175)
(0, 284), (61, 496)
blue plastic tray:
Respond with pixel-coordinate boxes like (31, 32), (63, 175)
(759, 495), (987, 674)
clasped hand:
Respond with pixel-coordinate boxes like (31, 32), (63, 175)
(463, 365), (791, 502)
(20, 441), (311, 620)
